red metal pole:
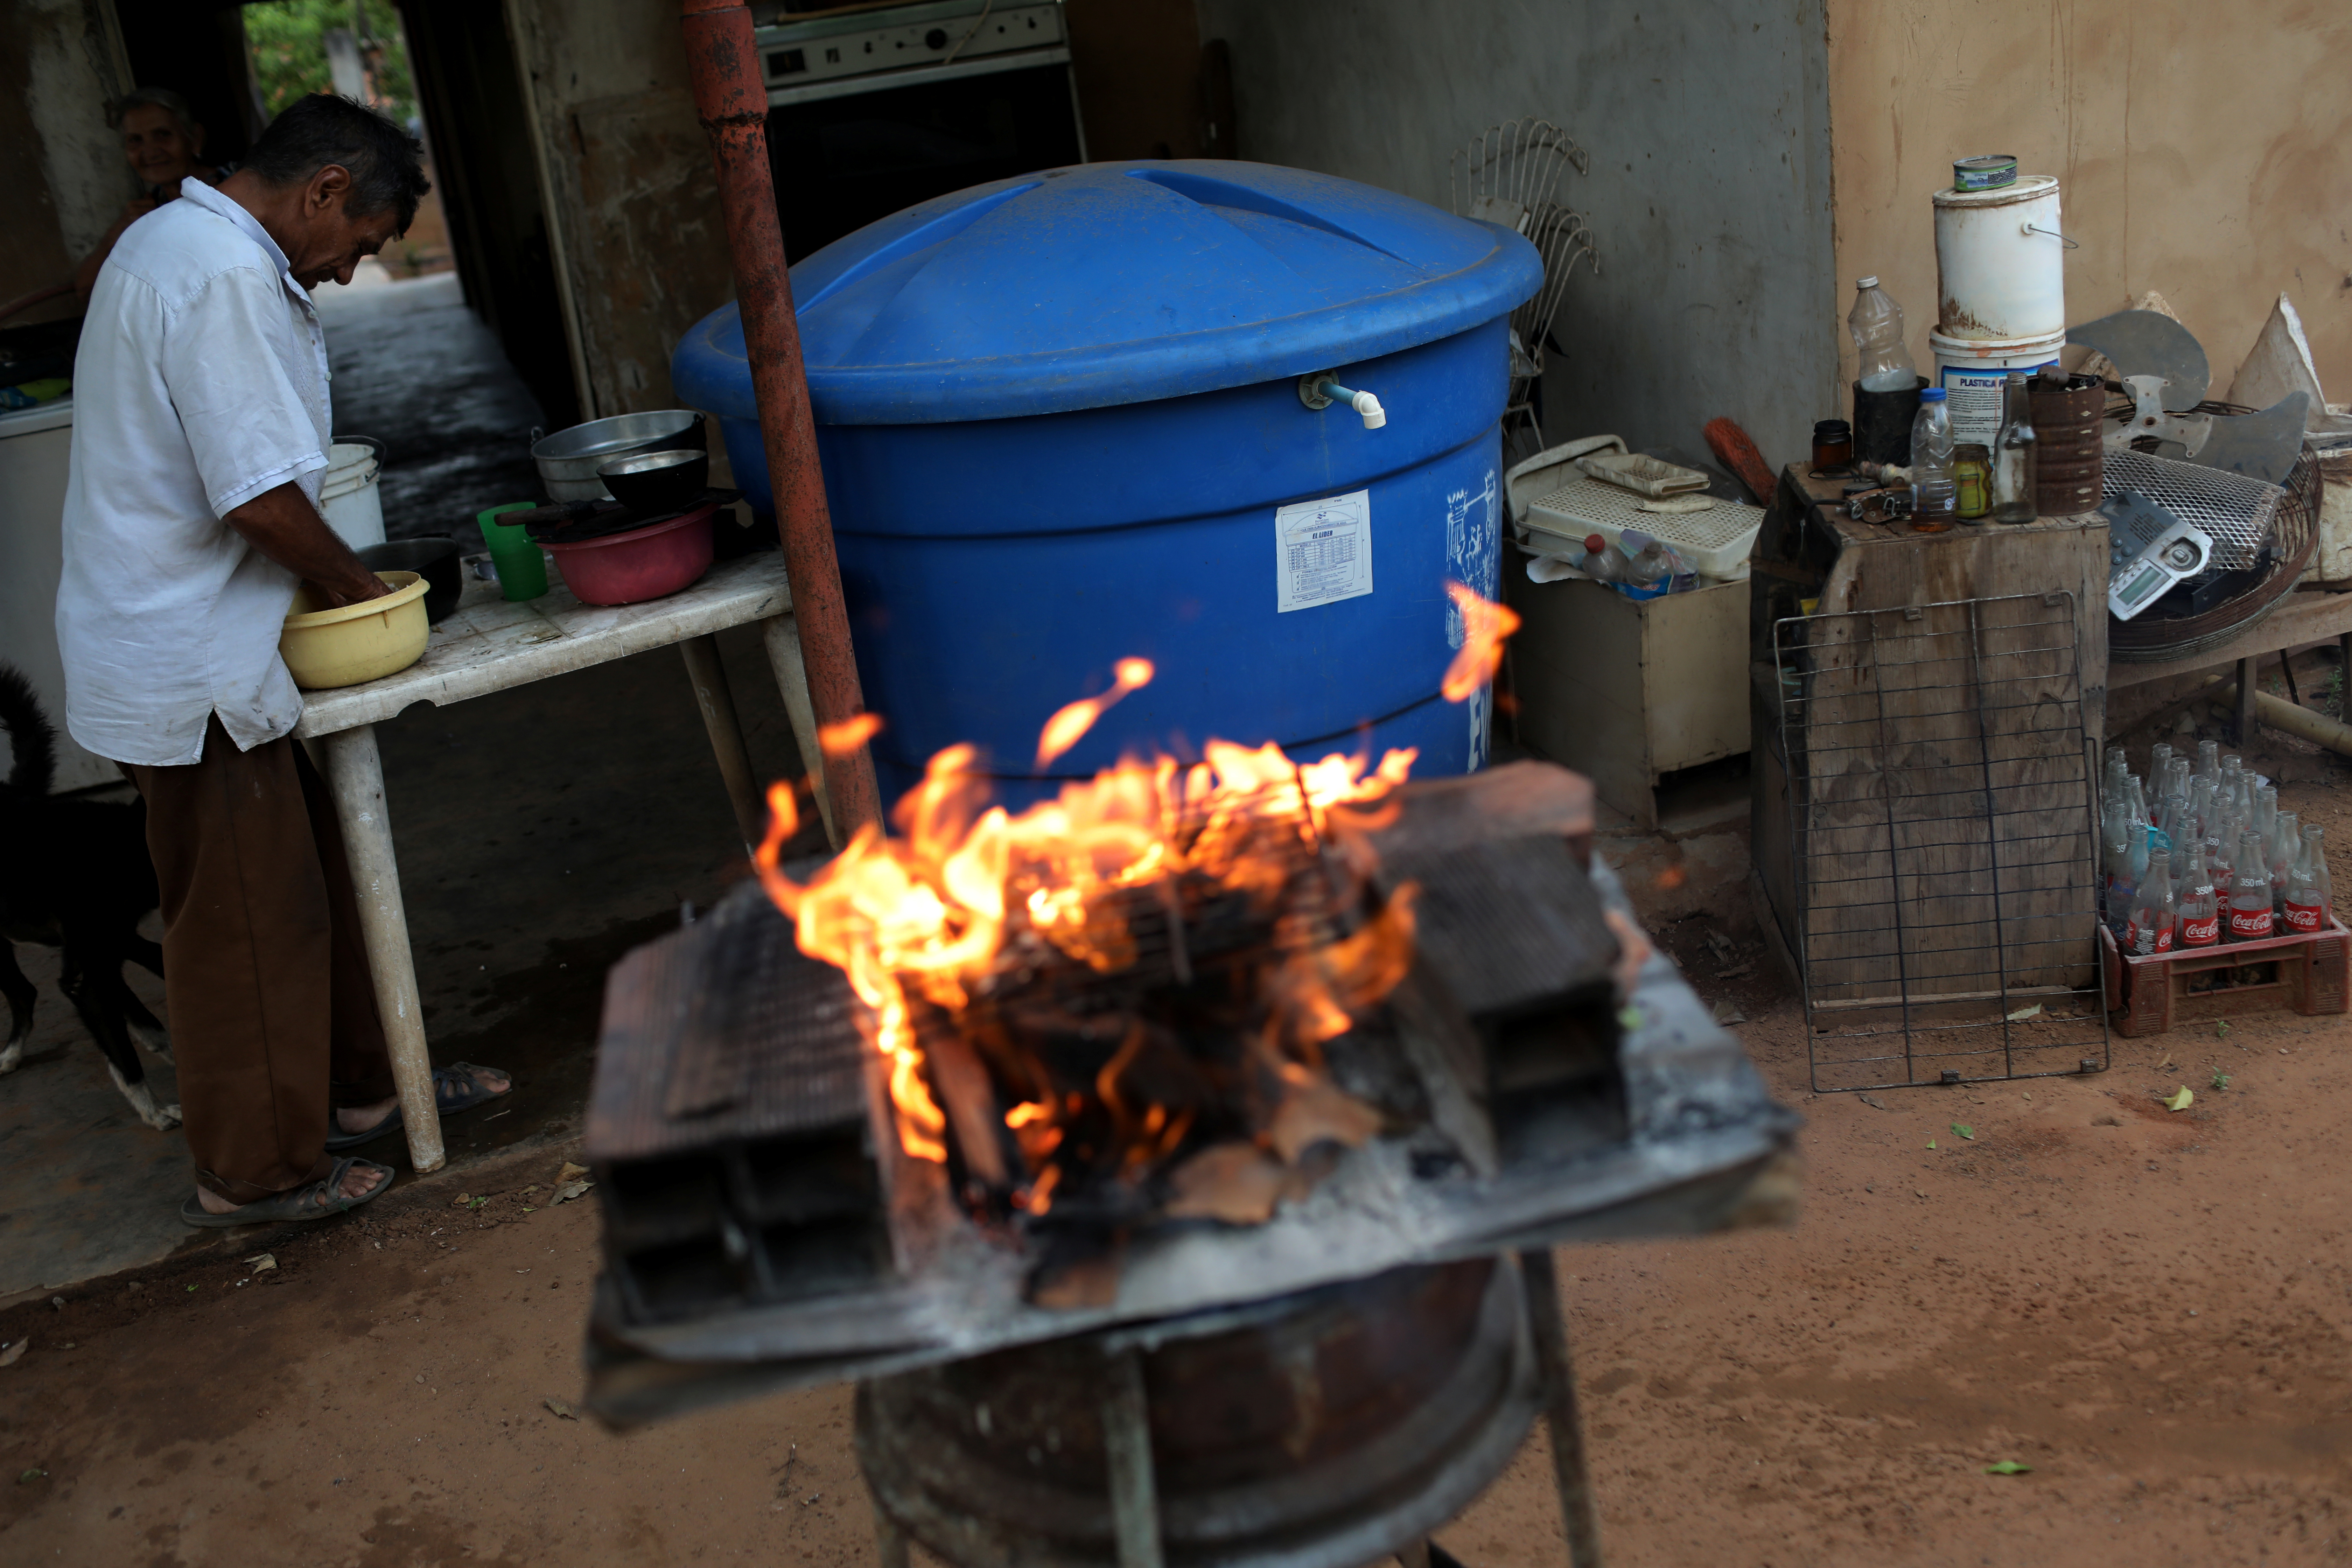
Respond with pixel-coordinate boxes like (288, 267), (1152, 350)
(680, 0), (882, 838)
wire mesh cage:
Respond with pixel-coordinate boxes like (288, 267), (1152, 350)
(1772, 591), (2110, 1091)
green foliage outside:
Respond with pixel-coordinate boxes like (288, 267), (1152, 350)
(244, 0), (418, 128)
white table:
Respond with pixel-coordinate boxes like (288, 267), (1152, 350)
(295, 550), (828, 1172)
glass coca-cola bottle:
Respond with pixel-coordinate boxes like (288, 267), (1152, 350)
(2268, 809), (2299, 918)
(2126, 849), (2176, 955)
(2176, 844), (2221, 948)
(2228, 828), (2275, 943)
(2290, 824), (2333, 933)
(2284, 831), (2325, 935)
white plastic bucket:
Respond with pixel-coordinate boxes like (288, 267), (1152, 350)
(1930, 328), (2065, 447)
(1932, 175), (2066, 342)
(319, 439), (385, 550)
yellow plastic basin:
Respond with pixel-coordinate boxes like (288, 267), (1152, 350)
(279, 570), (430, 689)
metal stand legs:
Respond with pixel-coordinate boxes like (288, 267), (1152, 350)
(1520, 1249), (1605, 1568)
(1102, 1347), (1167, 1568)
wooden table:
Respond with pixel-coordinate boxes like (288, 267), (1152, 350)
(2107, 584), (2352, 744)
(293, 550), (826, 1173)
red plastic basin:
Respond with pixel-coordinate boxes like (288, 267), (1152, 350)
(544, 503), (716, 606)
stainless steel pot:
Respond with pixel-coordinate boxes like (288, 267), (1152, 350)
(530, 410), (705, 502)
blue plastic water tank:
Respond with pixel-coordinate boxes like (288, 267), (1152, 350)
(672, 160), (1541, 805)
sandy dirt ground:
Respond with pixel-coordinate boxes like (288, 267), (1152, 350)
(3, 724), (2350, 1566)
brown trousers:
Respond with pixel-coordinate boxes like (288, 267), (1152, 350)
(124, 716), (395, 1202)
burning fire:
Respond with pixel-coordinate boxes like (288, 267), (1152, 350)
(753, 586), (1517, 1223)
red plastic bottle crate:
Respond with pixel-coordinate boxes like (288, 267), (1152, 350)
(2100, 918), (2352, 1037)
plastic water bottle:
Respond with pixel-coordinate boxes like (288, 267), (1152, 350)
(1848, 277), (1917, 392)
(1576, 533), (1693, 596)
(1909, 388), (1958, 532)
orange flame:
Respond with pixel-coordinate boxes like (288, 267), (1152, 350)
(754, 636), (1502, 1176)
(1441, 582), (1520, 702)
(1035, 657), (1155, 769)
(819, 712), (884, 761)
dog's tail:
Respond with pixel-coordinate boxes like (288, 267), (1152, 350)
(0, 664), (58, 799)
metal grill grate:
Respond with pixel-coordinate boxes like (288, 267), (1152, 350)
(1773, 592), (2110, 1091)
(2104, 448), (2285, 571)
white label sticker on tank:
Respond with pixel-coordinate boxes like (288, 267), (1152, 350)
(1275, 490), (1373, 613)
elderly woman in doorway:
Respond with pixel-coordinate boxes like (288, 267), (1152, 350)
(72, 87), (237, 302)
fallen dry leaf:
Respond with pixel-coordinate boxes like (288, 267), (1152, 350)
(245, 1253), (277, 1273)
(2164, 1085), (2195, 1112)
(0, 1339), (26, 1368)
(544, 1398), (577, 1420)
(551, 1179), (593, 1205)
(452, 1193), (472, 1209)
(558, 1161), (590, 1183)
(1165, 1143), (1290, 1225)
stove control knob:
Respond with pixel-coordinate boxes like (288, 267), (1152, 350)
(926, 27), (948, 49)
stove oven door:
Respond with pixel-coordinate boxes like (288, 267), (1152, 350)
(765, 62), (1084, 264)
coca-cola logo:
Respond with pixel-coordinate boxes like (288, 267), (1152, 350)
(2230, 909), (2274, 938)
(2286, 904), (2323, 933)
(2181, 916), (2220, 945)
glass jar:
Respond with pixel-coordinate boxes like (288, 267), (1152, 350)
(1952, 442), (1992, 520)
(1812, 418), (1853, 470)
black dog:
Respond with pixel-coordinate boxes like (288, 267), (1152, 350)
(0, 665), (179, 1129)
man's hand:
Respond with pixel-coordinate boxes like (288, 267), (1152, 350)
(224, 479), (388, 606)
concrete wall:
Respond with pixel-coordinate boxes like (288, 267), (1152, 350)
(1826, 0), (2352, 400)
(1195, 0), (1838, 471)
(2, 0), (132, 324)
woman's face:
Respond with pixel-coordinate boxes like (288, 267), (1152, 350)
(120, 103), (204, 189)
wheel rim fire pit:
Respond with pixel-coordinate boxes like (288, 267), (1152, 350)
(858, 1258), (1538, 1568)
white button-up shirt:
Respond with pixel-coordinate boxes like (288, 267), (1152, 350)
(56, 179), (333, 766)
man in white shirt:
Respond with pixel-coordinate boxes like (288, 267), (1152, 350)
(58, 94), (508, 1228)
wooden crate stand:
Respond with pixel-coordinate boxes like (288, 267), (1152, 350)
(2100, 921), (2352, 1037)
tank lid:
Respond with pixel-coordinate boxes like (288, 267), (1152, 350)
(672, 161), (1543, 425)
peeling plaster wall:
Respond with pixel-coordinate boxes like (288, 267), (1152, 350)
(1194, 0), (1837, 470)
(503, 0), (736, 421)
(4, 0), (132, 319)
(1826, 1), (2352, 399)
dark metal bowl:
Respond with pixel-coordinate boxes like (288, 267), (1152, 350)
(597, 448), (710, 515)
(357, 537), (465, 624)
